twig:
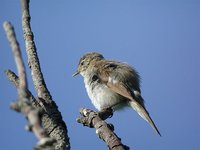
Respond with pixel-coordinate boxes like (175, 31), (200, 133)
(77, 108), (129, 150)
(5, 69), (41, 108)
(3, 22), (27, 90)
(3, 21), (55, 149)
(21, 0), (51, 100)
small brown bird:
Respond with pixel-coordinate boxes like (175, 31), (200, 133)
(73, 52), (161, 136)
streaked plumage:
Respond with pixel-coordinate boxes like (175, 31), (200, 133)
(73, 52), (161, 136)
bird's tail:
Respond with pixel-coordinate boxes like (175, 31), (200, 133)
(129, 100), (161, 136)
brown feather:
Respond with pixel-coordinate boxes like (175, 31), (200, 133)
(96, 61), (161, 135)
(80, 55), (161, 136)
(107, 80), (161, 136)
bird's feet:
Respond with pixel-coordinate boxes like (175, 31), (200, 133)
(98, 108), (113, 120)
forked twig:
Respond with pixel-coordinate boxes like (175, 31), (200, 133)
(3, 21), (55, 149)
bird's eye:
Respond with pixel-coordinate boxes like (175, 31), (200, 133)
(92, 75), (98, 81)
(80, 61), (84, 66)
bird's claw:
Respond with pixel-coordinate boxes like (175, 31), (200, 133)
(98, 108), (113, 120)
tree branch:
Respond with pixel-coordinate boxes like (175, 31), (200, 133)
(3, 21), (55, 149)
(21, 0), (50, 100)
(77, 108), (130, 150)
(5, 69), (42, 108)
(20, 0), (70, 149)
(3, 21), (27, 90)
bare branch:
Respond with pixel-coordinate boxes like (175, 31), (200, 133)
(5, 69), (41, 108)
(5, 69), (19, 87)
(19, 0), (71, 149)
(77, 108), (129, 150)
(21, 0), (51, 100)
(3, 21), (27, 90)
(3, 21), (55, 149)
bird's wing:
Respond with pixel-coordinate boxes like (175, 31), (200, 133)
(106, 77), (161, 135)
(97, 62), (141, 102)
(97, 63), (161, 136)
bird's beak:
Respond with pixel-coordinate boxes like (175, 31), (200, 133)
(72, 71), (79, 77)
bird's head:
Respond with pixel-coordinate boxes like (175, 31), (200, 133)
(72, 52), (104, 77)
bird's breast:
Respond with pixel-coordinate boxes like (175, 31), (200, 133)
(84, 77), (123, 111)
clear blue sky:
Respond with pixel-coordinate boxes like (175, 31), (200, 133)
(1, 0), (200, 150)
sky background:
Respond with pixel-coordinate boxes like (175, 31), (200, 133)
(1, 0), (200, 150)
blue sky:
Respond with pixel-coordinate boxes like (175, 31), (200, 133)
(1, 0), (200, 150)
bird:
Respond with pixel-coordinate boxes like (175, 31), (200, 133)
(73, 52), (161, 136)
